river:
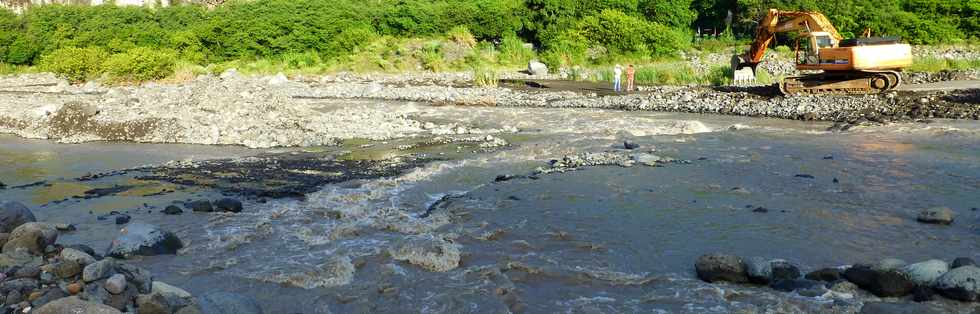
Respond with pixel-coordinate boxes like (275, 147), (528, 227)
(1, 102), (979, 313)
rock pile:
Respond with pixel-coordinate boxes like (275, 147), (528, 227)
(0, 200), (263, 313)
(695, 253), (980, 304)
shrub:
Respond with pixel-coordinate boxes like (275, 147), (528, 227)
(498, 33), (535, 65)
(447, 26), (477, 48)
(540, 30), (588, 68)
(472, 66), (497, 87)
(104, 47), (177, 82)
(39, 47), (108, 82)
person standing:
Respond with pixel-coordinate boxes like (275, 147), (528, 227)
(613, 64), (623, 92)
(626, 64), (636, 92)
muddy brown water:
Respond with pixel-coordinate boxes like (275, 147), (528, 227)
(1, 103), (979, 313)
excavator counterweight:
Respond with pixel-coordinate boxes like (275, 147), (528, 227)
(732, 9), (912, 95)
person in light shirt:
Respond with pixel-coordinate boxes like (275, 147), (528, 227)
(613, 64), (623, 92)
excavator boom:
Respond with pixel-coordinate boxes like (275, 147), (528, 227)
(731, 8), (912, 95)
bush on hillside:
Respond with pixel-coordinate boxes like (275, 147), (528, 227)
(104, 47), (177, 82)
(39, 47), (108, 82)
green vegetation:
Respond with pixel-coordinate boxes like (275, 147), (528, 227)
(0, 0), (975, 84)
(909, 56), (980, 73)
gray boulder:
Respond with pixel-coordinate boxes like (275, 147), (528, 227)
(2, 222), (57, 255)
(106, 274), (127, 294)
(874, 258), (907, 271)
(952, 257), (976, 269)
(34, 296), (122, 314)
(106, 223), (183, 258)
(745, 258), (800, 285)
(527, 61), (548, 76)
(805, 268), (843, 282)
(214, 198), (243, 213)
(916, 207), (953, 225)
(196, 292), (263, 314)
(0, 201), (35, 233)
(61, 247), (97, 266)
(934, 265), (980, 301)
(695, 254), (749, 283)
(900, 259), (948, 286)
(843, 264), (914, 297)
(83, 259), (115, 282)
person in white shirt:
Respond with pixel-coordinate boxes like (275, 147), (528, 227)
(613, 64), (623, 92)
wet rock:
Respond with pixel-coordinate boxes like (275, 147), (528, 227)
(83, 260), (115, 282)
(136, 293), (172, 314)
(745, 258), (799, 285)
(1, 278), (38, 293)
(858, 302), (943, 314)
(912, 285), (935, 302)
(0, 201), (36, 233)
(214, 198), (243, 213)
(0, 249), (42, 270)
(695, 254), (749, 283)
(2, 222), (57, 255)
(152, 281), (193, 302)
(34, 296), (123, 314)
(751, 206), (769, 213)
(900, 259), (948, 286)
(106, 223), (183, 258)
(388, 235), (461, 272)
(5, 290), (21, 304)
(623, 140), (639, 150)
(632, 154), (663, 166)
(494, 174), (518, 182)
(54, 223), (76, 231)
(31, 287), (67, 308)
(794, 174), (815, 179)
(46, 260), (82, 279)
(829, 280), (858, 294)
(934, 265), (980, 301)
(14, 264), (40, 278)
(114, 214), (131, 225)
(952, 257), (976, 269)
(196, 292), (263, 314)
(916, 206), (954, 225)
(66, 244), (98, 258)
(187, 200), (213, 212)
(106, 274), (127, 294)
(82, 281), (110, 305)
(67, 282), (83, 295)
(61, 247), (97, 266)
(105, 284), (137, 310)
(843, 264), (915, 297)
(769, 278), (824, 292)
(163, 205), (184, 215)
(806, 268), (843, 282)
(114, 262), (153, 293)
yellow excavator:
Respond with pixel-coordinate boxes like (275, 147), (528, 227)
(732, 9), (913, 95)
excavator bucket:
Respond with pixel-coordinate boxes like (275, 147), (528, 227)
(731, 55), (756, 86)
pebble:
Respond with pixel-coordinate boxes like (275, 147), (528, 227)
(67, 282), (83, 295)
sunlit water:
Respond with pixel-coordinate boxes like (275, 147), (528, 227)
(1, 101), (979, 313)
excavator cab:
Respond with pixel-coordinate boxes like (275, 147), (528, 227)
(796, 32), (837, 65)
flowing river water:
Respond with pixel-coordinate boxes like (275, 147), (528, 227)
(1, 101), (979, 313)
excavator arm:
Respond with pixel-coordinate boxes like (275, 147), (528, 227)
(732, 9), (843, 84)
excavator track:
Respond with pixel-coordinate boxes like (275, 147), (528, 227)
(779, 70), (902, 95)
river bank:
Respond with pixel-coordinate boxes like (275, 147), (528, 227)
(0, 71), (977, 149)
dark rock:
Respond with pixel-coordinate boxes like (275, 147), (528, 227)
(794, 174), (815, 179)
(935, 265), (980, 301)
(83, 260), (115, 282)
(2, 222), (57, 255)
(14, 265), (40, 278)
(81, 281), (110, 305)
(806, 268), (842, 282)
(752, 207), (769, 213)
(843, 264), (914, 297)
(31, 287), (67, 308)
(46, 260), (81, 279)
(0, 201), (36, 233)
(214, 198), (243, 213)
(916, 206), (954, 225)
(770, 278), (824, 292)
(105, 284), (137, 311)
(196, 292), (264, 314)
(0, 278), (38, 294)
(770, 261), (801, 282)
(187, 200), (213, 212)
(822, 155), (834, 160)
(858, 302), (943, 314)
(695, 254), (749, 283)
(912, 286), (935, 302)
(162, 206), (184, 215)
(114, 214), (131, 225)
(745, 258), (800, 285)
(106, 223), (183, 259)
(623, 141), (640, 150)
(952, 257), (976, 269)
(137, 293), (173, 314)
(114, 262), (153, 293)
(494, 175), (518, 182)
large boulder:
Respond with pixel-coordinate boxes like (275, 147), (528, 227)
(934, 265), (980, 301)
(214, 198), (243, 213)
(2, 222), (57, 255)
(805, 268), (843, 282)
(34, 296), (122, 314)
(196, 292), (263, 314)
(900, 259), (948, 286)
(61, 247), (97, 266)
(695, 254), (749, 283)
(0, 201), (36, 233)
(745, 257), (800, 285)
(527, 60), (548, 76)
(951, 257), (976, 269)
(916, 207), (954, 225)
(843, 264), (914, 297)
(106, 223), (183, 258)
